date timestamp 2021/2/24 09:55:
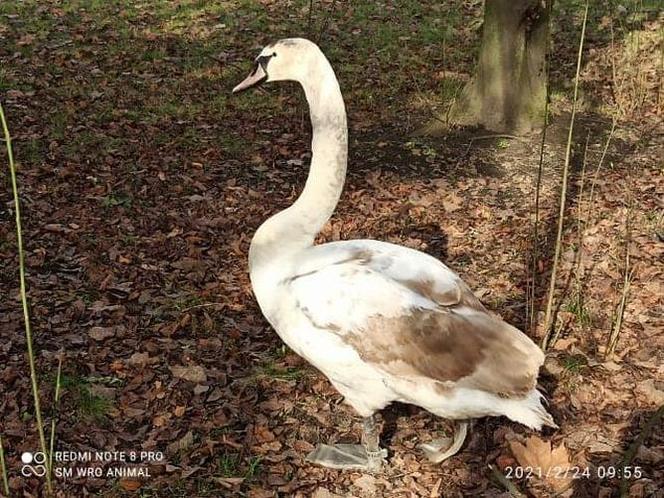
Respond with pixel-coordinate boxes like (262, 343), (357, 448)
(505, 466), (644, 480)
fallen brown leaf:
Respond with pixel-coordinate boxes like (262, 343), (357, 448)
(119, 478), (142, 491)
(170, 364), (207, 383)
(214, 476), (245, 488)
(167, 430), (194, 455)
(509, 435), (573, 493)
(89, 326), (115, 341)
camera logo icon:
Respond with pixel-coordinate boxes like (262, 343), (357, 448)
(21, 452), (47, 477)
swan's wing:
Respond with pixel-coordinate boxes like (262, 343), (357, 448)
(288, 240), (544, 398)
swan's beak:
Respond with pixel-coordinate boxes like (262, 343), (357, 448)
(232, 63), (267, 93)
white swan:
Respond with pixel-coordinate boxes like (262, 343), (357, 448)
(233, 38), (555, 471)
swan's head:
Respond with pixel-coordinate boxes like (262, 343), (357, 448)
(232, 38), (320, 93)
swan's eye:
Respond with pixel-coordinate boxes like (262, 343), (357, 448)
(272, 52), (277, 58)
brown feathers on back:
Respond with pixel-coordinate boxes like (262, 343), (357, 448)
(342, 270), (542, 399)
(342, 308), (542, 398)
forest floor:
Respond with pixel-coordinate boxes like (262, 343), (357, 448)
(0, 1), (662, 497)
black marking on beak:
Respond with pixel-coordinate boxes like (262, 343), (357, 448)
(257, 53), (276, 72)
(232, 53), (276, 94)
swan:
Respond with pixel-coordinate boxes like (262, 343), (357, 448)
(232, 38), (555, 471)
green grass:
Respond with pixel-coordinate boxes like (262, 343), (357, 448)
(558, 353), (588, 392)
(245, 456), (261, 479)
(255, 362), (305, 381)
(76, 289), (100, 306)
(565, 294), (592, 327)
(217, 133), (246, 158)
(404, 139), (438, 158)
(645, 209), (663, 234)
(0, 67), (14, 91)
(48, 112), (69, 140)
(101, 192), (132, 208)
(562, 354), (587, 374)
(60, 374), (113, 421)
(218, 453), (239, 478)
(438, 77), (464, 102)
(120, 233), (139, 246)
(85, 374), (124, 387)
(496, 138), (510, 149)
(273, 344), (289, 359)
(20, 138), (44, 165)
(172, 293), (204, 312)
(141, 48), (168, 62)
(217, 453), (261, 480)
(78, 392), (112, 420)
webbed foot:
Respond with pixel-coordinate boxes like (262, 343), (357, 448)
(419, 420), (469, 463)
(306, 444), (387, 471)
(306, 415), (387, 471)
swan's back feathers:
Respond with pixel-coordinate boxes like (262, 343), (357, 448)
(343, 309), (543, 398)
(287, 240), (544, 400)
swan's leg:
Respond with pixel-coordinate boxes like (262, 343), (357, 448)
(306, 415), (388, 471)
(419, 420), (469, 463)
(361, 415), (387, 471)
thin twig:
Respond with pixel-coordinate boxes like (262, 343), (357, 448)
(0, 434), (9, 497)
(607, 177), (635, 358)
(548, 310), (572, 351)
(607, 266), (635, 357)
(488, 465), (526, 498)
(408, 72), (444, 132)
(463, 134), (526, 157)
(541, 0), (589, 351)
(609, 18), (621, 116)
(618, 404), (664, 497)
(469, 134), (524, 142)
(587, 119), (617, 227)
(572, 133), (590, 315)
(307, 0), (315, 36)
(1, 102), (52, 494)
(48, 353), (63, 483)
(179, 302), (226, 313)
(316, 0), (337, 45)
(659, 21), (663, 110)
(427, 112), (447, 127)
(46, 40), (73, 50)
(528, 0), (553, 335)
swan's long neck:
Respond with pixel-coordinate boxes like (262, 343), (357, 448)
(249, 54), (347, 271)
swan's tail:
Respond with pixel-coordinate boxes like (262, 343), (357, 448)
(503, 389), (557, 430)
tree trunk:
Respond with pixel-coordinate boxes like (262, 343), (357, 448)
(439, 0), (549, 134)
